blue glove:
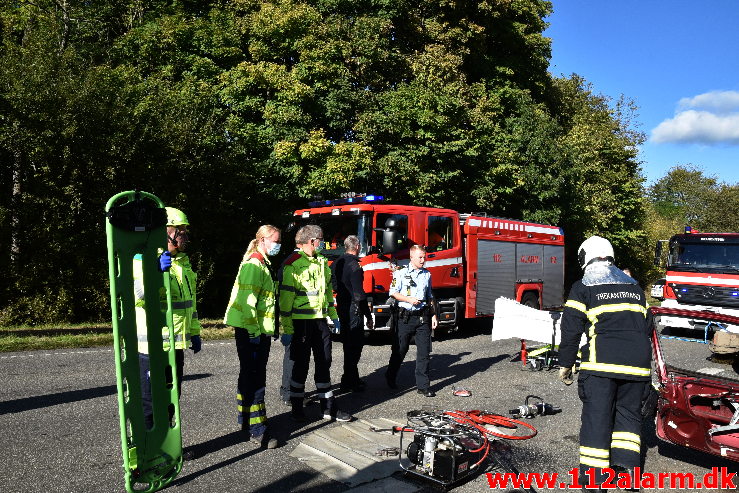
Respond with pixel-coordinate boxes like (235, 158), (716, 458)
(280, 334), (292, 346)
(331, 319), (341, 334)
(249, 335), (261, 345)
(190, 335), (201, 353)
(158, 251), (172, 272)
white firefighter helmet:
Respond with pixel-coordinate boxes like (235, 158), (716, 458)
(578, 235), (615, 269)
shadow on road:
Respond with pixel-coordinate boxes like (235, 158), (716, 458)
(168, 441), (264, 488)
(0, 373), (211, 415)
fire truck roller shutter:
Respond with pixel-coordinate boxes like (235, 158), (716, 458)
(477, 240), (516, 315)
(542, 244), (565, 308)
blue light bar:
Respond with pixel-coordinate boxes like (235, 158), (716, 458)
(306, 193), (384, 208)
(680, 288), (688, 293)
(732, 292), (739, 296)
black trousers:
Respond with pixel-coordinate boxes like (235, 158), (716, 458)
(139, 348), (184, 429)
(339, 309), (365, 387)
(577, 373), (646, 486)
(290, 319), (335, 412)
(235, 329), (271, 437)
(280, 342), (294, 402)
(386, 316), (432, 390)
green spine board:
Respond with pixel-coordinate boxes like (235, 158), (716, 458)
(106, 191), (182, 493)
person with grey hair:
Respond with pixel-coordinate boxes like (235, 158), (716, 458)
(331, 235), (373, 392)
(279, 225), (353, 422)
(277, 238), (302, 406)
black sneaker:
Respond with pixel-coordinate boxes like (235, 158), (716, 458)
(417, 388), (436, 397)
(385, 374), (398, 389)
(291, 411), (309, 423)
(323, 409), (354, 422)
(182, 448), (197, 461)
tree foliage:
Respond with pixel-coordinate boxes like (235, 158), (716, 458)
(644, 165), (739, 282)
(0, 0), (650, 324)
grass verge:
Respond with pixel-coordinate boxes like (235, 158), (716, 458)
(0, 320), (234, 353)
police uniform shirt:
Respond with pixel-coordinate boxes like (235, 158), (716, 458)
(389, 265), (433, 311)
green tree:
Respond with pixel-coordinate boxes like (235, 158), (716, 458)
(550, 76), (648, 284)
(0, 0), (653, 324)
(648, 165), (720, 228)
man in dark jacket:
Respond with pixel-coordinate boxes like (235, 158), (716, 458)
(559, 235), (651, 491)
(331, 235), (373, 392)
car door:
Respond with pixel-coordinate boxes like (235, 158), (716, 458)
(652, 307), (739, 462)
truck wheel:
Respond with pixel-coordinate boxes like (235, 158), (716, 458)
(521, 292), (540, 310)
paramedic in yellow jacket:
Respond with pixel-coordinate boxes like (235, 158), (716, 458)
(134, 207), (201, 440)
(280, 224), (353, 423)
(224, 225), (281, 449)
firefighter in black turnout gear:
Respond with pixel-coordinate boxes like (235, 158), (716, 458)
(559, 236), (651, 491)
(331, 235), (373, 392)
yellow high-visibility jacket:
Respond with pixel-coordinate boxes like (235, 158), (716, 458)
(134, 252), (201, 353)
(224, 252), (276, 337)
(279, 250), (338, 335)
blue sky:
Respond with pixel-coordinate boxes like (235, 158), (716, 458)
(545, 1), (739, 186)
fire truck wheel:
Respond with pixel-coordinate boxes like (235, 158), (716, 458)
(521, 292), (540, 310)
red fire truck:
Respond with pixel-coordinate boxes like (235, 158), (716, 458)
(655, 227), (739, 332)
(288, 194), (565, 331)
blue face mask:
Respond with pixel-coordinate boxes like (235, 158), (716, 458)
(267, 242), (281, 256)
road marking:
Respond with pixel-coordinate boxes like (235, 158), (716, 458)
(0, 342), (233, 360)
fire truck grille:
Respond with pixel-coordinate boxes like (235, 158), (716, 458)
(672, 284), (739, 308)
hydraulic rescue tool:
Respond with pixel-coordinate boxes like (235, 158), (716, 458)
(106, 191), (182, 493)
(509, 395), (562, 419)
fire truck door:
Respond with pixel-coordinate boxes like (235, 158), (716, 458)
(425, 214), (462, 289)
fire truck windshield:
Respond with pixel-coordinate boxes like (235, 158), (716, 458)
(668, 240), (739, 273)
(289, 213), (371, 260)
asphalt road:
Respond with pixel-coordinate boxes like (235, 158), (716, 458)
(1, 324), (738, 493)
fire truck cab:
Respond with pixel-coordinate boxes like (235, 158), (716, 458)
(655, 229), (739, 332)
(288, 195), (565, 331)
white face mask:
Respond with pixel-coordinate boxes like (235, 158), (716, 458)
(266, 241), (281, 256)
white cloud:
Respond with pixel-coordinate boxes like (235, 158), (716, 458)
(678, 90), (739, 114)
(651, 90), (739, 144)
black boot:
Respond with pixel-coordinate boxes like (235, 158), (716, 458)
(291, 397), (307, 422)
(259, 431), (279, 449)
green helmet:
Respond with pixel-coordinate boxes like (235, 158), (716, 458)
(165, 207), (189, 227)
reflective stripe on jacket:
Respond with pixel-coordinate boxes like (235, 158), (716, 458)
(134, 252), (201, 353)
(278, 250), (338, 335)
(558, 280), (651, 380)
(224, 252), (276, 337)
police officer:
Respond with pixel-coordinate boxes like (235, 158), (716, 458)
(385, 245), (438, 397)
(331, 235), (373, 392)
(280, 224), (353, 422)
(558, 236), (651, 490)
